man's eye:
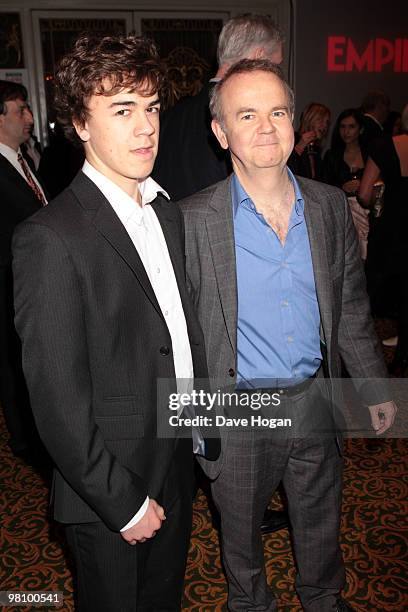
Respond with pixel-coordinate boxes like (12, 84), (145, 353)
(116, 109), (130, 116)
(147, 106), (160, 114)
(272, 111), (285, 117)
(241, 114), (254, 120)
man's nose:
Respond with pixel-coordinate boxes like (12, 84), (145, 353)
(135, 112), (155, 135)
(259, 115), (275, 132)
(24, 108), (34, 123)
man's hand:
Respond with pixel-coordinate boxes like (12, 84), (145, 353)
(121, 499), (165, 545)
(368, 401), (397, 435)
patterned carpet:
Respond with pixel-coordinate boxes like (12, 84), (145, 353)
(1, 410), (407, 611)
(0, 320), (407, 611)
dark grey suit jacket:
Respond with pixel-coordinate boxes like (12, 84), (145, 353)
(12, 171), (211, 529)
(180, 174), (389, 477)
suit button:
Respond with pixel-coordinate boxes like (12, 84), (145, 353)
(160, 345), (170, 356)
(228, 368), (235, 377)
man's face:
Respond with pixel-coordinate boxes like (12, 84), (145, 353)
(212, 70), (294, 176)
(75, 81), (160, 196)
(0, 97), (33, 150)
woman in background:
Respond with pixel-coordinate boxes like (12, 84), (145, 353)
(359, 103), (408, 374)
(323, 108), (369, 259)
(288, 102), (330, 180)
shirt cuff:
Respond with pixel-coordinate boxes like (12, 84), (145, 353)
(119, 496), (149, 532)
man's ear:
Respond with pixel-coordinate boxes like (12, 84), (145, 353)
(252, 46), (265, 60)
(211, 119), (229, 150)
(73, 120), (90, 143)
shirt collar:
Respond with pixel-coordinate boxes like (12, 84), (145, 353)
(0, 142), (21, 163)
(232, 167), (304, 218)
(82, 160), (169, 226)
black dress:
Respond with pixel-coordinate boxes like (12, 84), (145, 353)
(365, 136), (408, 346)
(287, 132), (324, 181)
(322, 148), (366, 191)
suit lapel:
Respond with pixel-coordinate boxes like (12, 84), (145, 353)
(299, 178), (333, 349)
(70, 172), (163, 318)
(152, 195), (203, 344)
(0, 154), (43, 209)
(205, 178), (238, 353)
(151, 195), (185, 296)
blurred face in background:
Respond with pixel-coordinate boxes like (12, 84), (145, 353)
(339, 115), (360, 146)
(311, 112), (330, 141)
(0, 97), (33, 150)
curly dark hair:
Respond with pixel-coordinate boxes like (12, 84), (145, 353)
(54, 33), (166, 145)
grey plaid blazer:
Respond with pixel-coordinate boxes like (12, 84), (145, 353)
(180, 174), (389, 477)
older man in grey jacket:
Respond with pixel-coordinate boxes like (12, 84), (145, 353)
(180, 59), (396, 612)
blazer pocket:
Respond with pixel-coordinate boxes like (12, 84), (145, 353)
(103, 394), (139, 402)
(95, 413), (145, 440)
(98, 395), (140, 416)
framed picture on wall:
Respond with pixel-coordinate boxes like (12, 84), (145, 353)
(0, 12), (24, 69)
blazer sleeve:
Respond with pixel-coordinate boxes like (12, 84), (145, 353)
(12, 221), (148, 530)
(336, 195), (390, 405)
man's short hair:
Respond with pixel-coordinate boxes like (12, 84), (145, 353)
(54, 33), (166, 145)
(361, 90), (390, 113)
(209, 58), (294, 129)
(217, 14), (283, 67)
(0, 80), (28, 115)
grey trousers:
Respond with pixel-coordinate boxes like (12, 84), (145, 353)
(212, 385), (345, 611)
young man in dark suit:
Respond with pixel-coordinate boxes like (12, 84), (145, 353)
(0, 80), (46, 460)
(12, 34), (217, 611)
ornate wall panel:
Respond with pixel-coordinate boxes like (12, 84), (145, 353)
(141, 17), (224, 107)
(38, 16), (128, 126)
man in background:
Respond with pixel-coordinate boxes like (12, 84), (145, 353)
(0, 80), (47, 463)
(153, 13), (284, 201)
(361, 89), (390, 146)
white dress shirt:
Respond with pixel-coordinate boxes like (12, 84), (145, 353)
(0, 142), (47, 202)
(23, 136), (42, 171)
(82, 161), (194, 531)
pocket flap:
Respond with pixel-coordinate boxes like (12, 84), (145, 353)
(95, 413), (144, 440)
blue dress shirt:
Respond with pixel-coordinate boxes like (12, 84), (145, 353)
(233, 169), (322, 388)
